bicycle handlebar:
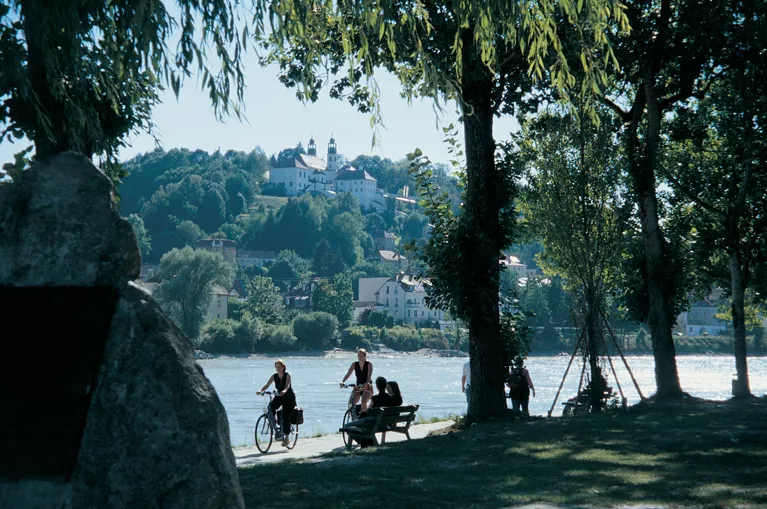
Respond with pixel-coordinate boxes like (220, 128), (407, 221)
(257, 390), (278, 396)
(340, 383), (368, 389)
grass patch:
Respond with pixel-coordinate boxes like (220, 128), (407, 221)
(238, 398), (767, 508)
(250, 195), (288, 212)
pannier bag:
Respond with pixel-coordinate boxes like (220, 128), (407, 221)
(291, 407), (304, 425)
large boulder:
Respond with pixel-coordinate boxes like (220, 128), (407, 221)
(0, 153), (243, 509)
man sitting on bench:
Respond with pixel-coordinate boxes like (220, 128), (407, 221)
(348, 376), (395, 447)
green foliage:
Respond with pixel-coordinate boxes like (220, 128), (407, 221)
(153, 246), (234, 339)
(378, 326), (449, 352)
(312, 239), (345, 278)
(339, 326), (376, 352)
(312, 273), (354, 328)
(125, 213), (152, 260)
(267, 250), (311, 290)
(1, 0), (251, 171)
(261, 324), (297, 351)
(245, 276), (285, 325)
(292, 312), (339, 350)
(359, 309), (394, 328)
(198, 315), (261, 354)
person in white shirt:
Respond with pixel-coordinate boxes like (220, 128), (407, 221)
(461, 360), (471, 409)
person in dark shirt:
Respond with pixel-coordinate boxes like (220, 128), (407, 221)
(386, 381), (403, 406)
(369, 376), (394, 408)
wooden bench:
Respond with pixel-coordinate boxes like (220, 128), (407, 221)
(562, 386), (615, 415)
(339, 405), (420, 451)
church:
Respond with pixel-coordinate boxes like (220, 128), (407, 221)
(268, 137), (385, 211)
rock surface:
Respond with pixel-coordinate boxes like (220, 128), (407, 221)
(0, 153), (243, 509)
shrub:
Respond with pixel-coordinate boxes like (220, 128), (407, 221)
(340, 326), (377, 351)
(262, 324), (297, 351)
(359, 309), (394, 328)
(292, 312), (339, 350)
(199, 319), (240, 354)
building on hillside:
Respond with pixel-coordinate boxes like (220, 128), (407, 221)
(675, 297), (728, 336)
(236, 250), (276, 268)
(140, 263), (160, 282)
(267, 136), (389, 211)
(369, 274), (447, 324)
(208, 286), (232, 320)
(499, 253), (529, 277)
(373, 231), (396, 252)
(195, 238), (236, 264)
(282, 283), (315, 310)
(376, 250), (407, 268)
(358, 277), (391, 302)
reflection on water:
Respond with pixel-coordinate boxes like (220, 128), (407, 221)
(198, 354), (767, 446)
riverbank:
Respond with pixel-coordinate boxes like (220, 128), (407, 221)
(238, 397), (767, 509)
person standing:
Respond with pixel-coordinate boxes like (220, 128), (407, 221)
(257, 359), (296, 447)
(461, 360), (471, 410)
(508, 360), (535, 417)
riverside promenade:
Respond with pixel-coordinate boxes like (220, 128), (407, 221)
(234, 420), (454, 466)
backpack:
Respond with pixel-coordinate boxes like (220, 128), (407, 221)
(508, 368), (528, 391)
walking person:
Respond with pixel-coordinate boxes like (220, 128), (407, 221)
(508, 360), (535, 417)
(257, 359), (296, 447)
(461, 360), (471, 411)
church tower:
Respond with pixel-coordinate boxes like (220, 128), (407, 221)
(307, 136), (317, 156)
(326, 136), (339, 181)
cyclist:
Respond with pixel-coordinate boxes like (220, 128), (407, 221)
(340, 348), (373, 413)
(257, 359), (296, 447)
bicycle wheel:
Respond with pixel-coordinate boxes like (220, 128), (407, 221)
(254, 414), (273, 453)
(341, 409), (353, 447)
(285, 409), (300, 450)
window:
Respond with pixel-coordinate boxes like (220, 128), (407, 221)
(386, 298), (389, 306)
(422, 311), (425, 317)
(407, 310), (410, 317)
(394, 287), (398, 294)
(386, 286), (390, 294)
(289, 181), (293, 186)
(395, 298), (398, 307)
(217, 299), (221, 308)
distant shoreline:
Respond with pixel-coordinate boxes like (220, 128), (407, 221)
(196, 347), (767, 360)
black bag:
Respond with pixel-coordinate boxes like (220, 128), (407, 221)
(290, 407), (304, 425)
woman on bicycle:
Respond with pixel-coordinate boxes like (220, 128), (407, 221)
(340, 349), (373, 413)
(257, 359), (296, 447)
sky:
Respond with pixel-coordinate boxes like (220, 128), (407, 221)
(0, 64), (521, 168)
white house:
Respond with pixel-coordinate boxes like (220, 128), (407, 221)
(236, 250), (276, 268)
(365, 274), (446, 324)
(207, 286), (231, 321)
(675, 297), (728, 336)
(377, 250), (407, 268)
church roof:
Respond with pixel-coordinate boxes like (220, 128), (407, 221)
(335, 166), (377, 181)
(295, 153), (327, 171)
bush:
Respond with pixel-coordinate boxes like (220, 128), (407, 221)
(378, 326), (448, 352)
(359, 309), (394, 328)
(340, 326), (377, 351)
(292, 312), (339, 350)
(199, 319), (240, 354)
(236, 314), (262, 353)
(262, 324), (297, 351)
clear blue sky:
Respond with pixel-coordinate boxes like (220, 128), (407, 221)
(0, 64), (521, 167)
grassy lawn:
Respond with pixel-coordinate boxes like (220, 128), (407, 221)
(238, 398), (767, 509)
(250, 195), (288, 212)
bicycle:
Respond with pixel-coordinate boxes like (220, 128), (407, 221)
(254, 391), (300, 453)
(340, 383), (369, 447)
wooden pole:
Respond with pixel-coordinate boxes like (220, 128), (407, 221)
(606, 352), (625, 400)
(547, 326), (586, 418)
(602, 312), (646, 401)
(574, 353), (588, 414)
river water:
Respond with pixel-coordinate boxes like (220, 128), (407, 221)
(197, 354), (767, 446)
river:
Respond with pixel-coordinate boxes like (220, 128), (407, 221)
(197, 354), (767, 446)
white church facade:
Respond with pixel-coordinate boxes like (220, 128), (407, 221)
(268, 137), (386, 211)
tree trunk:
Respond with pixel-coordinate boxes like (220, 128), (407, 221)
(727, 221), (752, 398)
(626, 73), (684, 398)
(585, 290), (603, 413)
(462, 33), (507, 419)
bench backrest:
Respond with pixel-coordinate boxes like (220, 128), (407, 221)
(378, 405), (419, 427)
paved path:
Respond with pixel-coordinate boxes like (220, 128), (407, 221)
(234, 420), (454, 467)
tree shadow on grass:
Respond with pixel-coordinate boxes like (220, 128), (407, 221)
(238, 399), (767, 509)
